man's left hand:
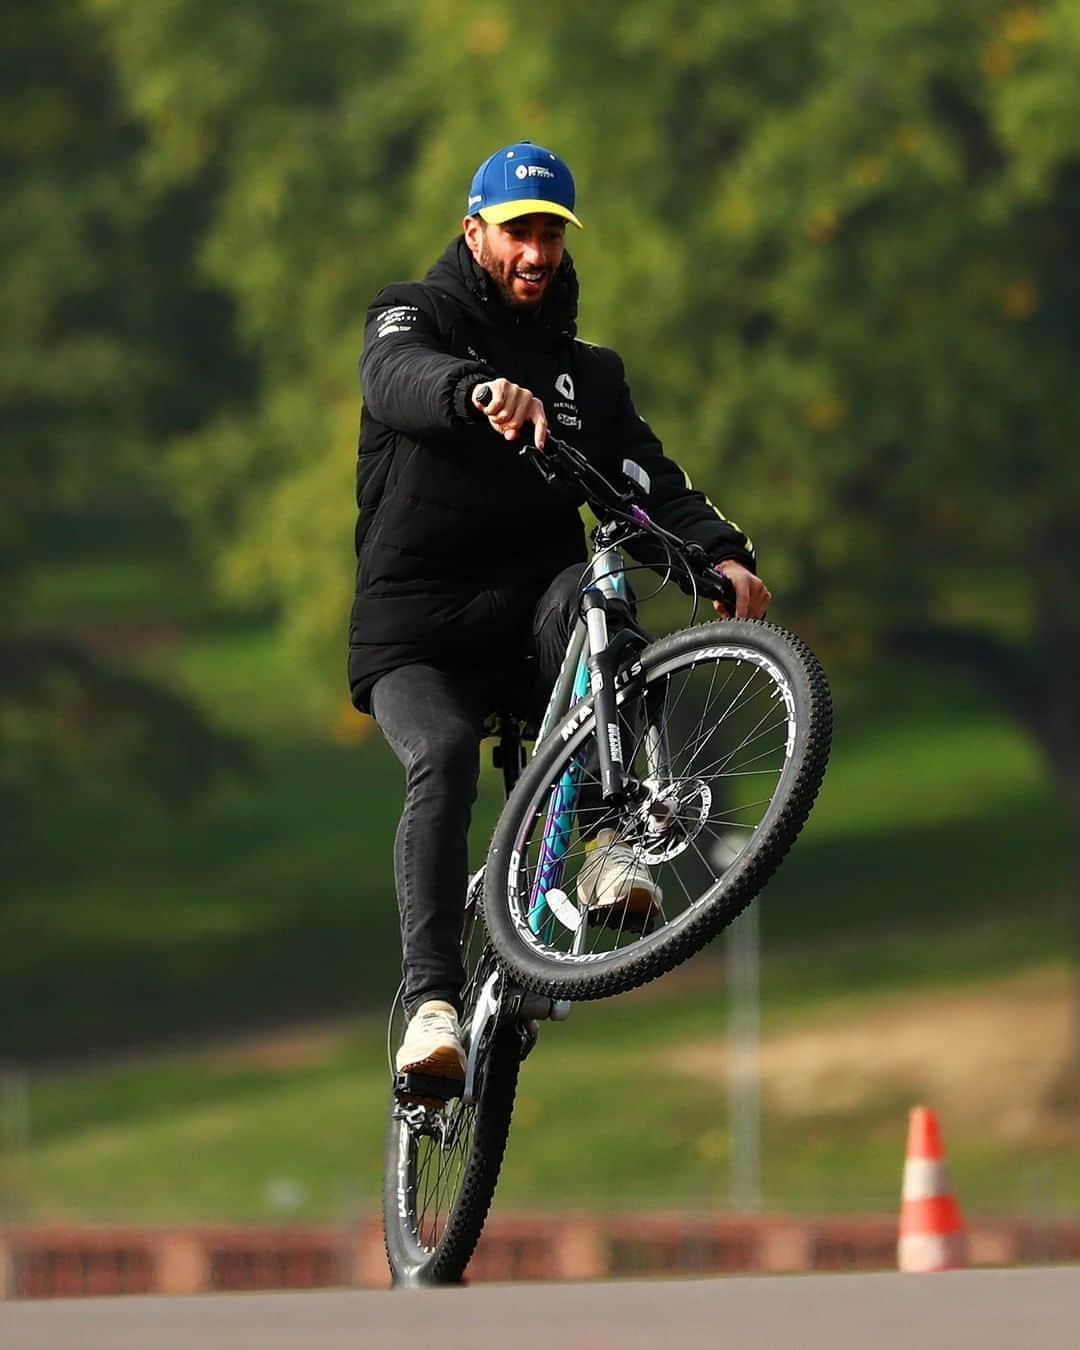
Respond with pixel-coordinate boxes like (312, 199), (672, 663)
(711, 561), (771, 620)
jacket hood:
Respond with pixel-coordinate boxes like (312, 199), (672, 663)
(424, 235), (579, 339)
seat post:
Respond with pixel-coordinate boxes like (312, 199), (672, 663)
(502, 718), (524, 797)
(491, 716), (527, 797)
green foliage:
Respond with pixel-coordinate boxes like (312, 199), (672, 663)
(2, 1), (248, 519)
(9, 1), (1079, 665)
(93, 0), (437, 673)
(80, 2), (1078, 687)
(2, 0), (253, 801)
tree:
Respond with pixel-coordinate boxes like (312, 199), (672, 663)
(2, 0), (250, 808)
(692, 0), (1080, 1096)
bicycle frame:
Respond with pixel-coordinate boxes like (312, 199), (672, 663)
(524, 524), (670, 939)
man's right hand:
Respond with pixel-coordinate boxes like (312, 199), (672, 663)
(473, 380), (548, 449)
(711, 560), (771, 620)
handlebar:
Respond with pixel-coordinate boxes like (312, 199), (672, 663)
(473, 383), (737, 611)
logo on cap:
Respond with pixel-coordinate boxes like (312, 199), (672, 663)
(514, 163), (555, 182)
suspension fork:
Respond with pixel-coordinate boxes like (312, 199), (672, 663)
(582, 588), (625, 802)
(643, 677), (675, 785)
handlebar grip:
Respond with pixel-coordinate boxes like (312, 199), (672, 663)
(696, 566), (737, 611)
(473, 386), (550, 455)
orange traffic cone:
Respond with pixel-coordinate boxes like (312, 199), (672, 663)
(898, 1105), (967, 1272)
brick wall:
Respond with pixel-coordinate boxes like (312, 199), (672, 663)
(2, 1214), (1077, 1298)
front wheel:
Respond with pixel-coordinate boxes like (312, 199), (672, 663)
(483, 620), (832, 999)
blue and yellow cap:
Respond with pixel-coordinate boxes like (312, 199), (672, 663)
(466, 141), (582, 229)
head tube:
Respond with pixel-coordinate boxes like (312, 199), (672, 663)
(589, 542), (626, 598)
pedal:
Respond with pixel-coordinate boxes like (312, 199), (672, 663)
(393, 1070), (464, 1105)
(517, 1018), (540, 1062)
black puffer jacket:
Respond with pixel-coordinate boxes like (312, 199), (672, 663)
(348, 237), (755, 711)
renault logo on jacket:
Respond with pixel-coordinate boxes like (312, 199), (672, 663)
(555, 372), (574, 400)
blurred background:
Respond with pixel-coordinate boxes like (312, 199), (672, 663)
(3, 0), (1077, 1253)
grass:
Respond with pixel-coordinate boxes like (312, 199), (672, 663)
(4, 743), (406, 1059)
(5, 632), (1069, 1062)
(21, 503), (208, 624)
(12, 956), (1075, 1224)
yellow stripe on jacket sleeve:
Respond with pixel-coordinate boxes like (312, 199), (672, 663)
(676, 463), (755, 555)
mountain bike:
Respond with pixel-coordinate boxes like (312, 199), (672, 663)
(382, 432), (832, 1286)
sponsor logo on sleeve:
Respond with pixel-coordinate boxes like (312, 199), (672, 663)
(374, 305), (419, 340)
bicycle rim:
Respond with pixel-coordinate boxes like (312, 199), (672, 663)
(484, 621), (832, 997)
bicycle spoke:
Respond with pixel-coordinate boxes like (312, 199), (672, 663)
(677, 665), (757, 770)
(678, 676), (775, 779)
(708, 717), (790, 778)
(410, 1096), (477, 1252)
(680, 656), (727, 774)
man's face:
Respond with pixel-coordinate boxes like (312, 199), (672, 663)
(463, 213), (567, 309)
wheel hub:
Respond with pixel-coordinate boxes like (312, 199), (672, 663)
(634, 777), (712, 863)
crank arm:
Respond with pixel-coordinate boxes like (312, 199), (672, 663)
(463, 969), (501, 1104)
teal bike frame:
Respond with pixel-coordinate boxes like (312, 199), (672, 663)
(525, 545), (627, 938)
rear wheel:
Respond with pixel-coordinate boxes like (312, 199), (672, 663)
(483, 620), (832, 999)
(382, 877), (520, 1286)
(382, 1025), (519, 1285)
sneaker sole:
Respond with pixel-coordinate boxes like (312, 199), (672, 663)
(582, 882), (662, 914)
(394, 1044), (467, 1081)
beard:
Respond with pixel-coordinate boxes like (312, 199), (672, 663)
(476, 237), (552, 310)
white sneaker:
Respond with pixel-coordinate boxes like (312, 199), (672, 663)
(577, 828), (662, 916)
(395, 1000), (467, 1080)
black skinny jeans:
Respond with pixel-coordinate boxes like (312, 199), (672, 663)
(370, 565), (587, 1016)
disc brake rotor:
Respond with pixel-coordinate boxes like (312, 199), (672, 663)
(638, 780), (712, 863)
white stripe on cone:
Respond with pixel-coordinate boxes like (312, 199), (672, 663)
(898, 1230), (966, 1273)
(902, 1157), (952, 1201)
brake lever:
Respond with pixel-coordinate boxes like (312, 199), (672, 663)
(527, 448), (561, 486)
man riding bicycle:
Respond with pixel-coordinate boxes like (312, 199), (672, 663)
(350, 141), (770, 1084)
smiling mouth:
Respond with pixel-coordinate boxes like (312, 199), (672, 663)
(514, 269), (547, 287)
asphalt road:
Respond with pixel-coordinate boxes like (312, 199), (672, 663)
(2, 1267), (1077, 1349)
